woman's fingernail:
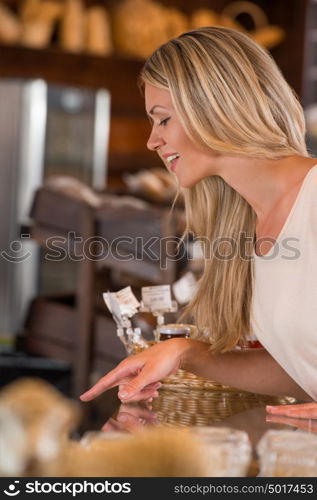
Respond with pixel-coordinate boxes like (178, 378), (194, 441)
(119, 390), (129, 399)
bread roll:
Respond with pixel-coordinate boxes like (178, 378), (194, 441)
(38, 1), (63, 23)
(0, 4), (21, 44)
(21, 0), (62, 22)
(21, 19), (54, 48)
(112, 0), (169, 59)
(60, 0), (85, 53)
(20, 0), (40, 21)
(0, 378), (80, 476)
(85, 6), (112, 56)
(20, 0), (63, 48)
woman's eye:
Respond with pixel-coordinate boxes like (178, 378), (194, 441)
(159, 117), (170, 127)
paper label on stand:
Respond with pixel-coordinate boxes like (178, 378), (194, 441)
(103, 286), (140, 320)
(141, 285), (172, 311)
(103, 292), (124, 327)
(114, 286), (140, 316)
(172, 272), (198, 305)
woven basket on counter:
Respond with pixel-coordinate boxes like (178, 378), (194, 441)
(152, 387), (296, 428)
(161, 369), (238, 391)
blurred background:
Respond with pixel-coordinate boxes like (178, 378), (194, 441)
(0, 0), (316, 418)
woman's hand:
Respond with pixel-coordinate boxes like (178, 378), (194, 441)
(265, 414), (317, 433)
(80, 338), (190, 403)
(266, 402), (317, 419)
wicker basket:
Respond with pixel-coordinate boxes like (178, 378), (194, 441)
(161, 369), (239, 391)
(152, 387), (296, 428)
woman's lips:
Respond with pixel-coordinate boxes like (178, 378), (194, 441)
(169, 157), (179, 172)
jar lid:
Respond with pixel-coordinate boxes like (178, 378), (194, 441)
(158, 324), (191, 335)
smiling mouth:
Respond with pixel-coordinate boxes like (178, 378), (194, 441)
(166, 154), (180, 171)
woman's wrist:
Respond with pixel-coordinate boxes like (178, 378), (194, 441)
(159, 337), (194, 371)
(165, 338), (207, 372)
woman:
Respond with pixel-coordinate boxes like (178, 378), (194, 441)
(81, 27), (317, 417)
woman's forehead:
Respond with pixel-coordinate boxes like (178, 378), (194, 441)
(144, 84), (173, 113)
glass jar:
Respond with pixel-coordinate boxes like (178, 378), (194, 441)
(158, 323), (191, 341)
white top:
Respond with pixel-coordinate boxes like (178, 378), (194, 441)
(252, 165), (317, 400)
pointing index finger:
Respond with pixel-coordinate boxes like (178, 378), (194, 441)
(80, 360), (141, 401)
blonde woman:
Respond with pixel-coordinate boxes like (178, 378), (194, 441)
(81, 27), (317, 417)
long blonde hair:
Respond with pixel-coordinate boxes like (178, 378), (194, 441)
(140, 27), (308, 352)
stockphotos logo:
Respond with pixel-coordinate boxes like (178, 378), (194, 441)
(3, 480), (131, 497)
(4, 481), (20, 496)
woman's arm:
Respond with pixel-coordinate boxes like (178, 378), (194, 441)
(80, 338), (312, 403)
(181, 340), (313, 401)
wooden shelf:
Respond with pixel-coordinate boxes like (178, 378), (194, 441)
(0, 44), (145, 114)
(0, 1), (309, 102)
(25, 186), (179, 396)
(0, 0), (310, 173)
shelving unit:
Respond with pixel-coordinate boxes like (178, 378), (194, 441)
(25, 186), (178, 396)
(0, 0), (311, 174)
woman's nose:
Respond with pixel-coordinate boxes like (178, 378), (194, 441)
(147, 128), (165, 151)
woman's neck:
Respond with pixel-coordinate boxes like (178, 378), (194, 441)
(217, 155), (316, 226)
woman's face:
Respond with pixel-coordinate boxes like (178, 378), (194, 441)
(145, 84), (218, 188)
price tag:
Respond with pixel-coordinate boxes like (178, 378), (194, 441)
(172, 272), (198, 305)
(141, 285), (172, 311)
(103, 291), (125, 327)
(115, 286), (140, 316)
(103, 286), (140, 319)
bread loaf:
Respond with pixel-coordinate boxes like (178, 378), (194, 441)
(85, 6), (113, 56)
(20, 19), (54, 48)
(20, 0), (40, 21)
(0, 4), (21, 44)
(60, 0), (85, 53)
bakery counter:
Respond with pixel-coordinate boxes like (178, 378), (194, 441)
(1, 375), (316, 477)
(93, 385), (315, 477)
(93, 385), (298, 477)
